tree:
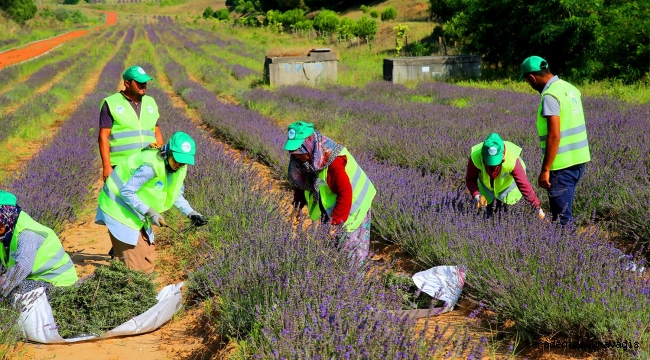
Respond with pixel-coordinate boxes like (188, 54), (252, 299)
(202, 6), (214, 19)
(337, 17), (355, 40)
(0, 0), (37, 23)
(353, 15), (378, 40)
(214, 8), (231, 20)
(313, 9), (339, 35)
(381, 6), (397, 21)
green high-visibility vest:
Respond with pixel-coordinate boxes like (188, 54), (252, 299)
(470, 141), (526, 205)
(101, 93), (159, 166)
(304, 148), (376, 232)
(0, 212), (77, 286)
(98, 149), (186, 230)
(537, 79), (591, 170)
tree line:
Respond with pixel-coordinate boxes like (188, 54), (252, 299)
(430, 0), (650, 82)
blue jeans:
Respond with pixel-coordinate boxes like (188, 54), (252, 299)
(548, 163), (585, 225)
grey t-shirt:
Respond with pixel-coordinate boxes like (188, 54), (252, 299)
(541, 76), (561, 117)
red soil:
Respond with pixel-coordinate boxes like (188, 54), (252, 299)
(0, 11), (118, 69)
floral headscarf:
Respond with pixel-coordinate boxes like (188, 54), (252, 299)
(288, 130), (343, 206)
(0, 205), (21, 256)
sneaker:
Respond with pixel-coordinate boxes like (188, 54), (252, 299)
(108, 247), (115, 259)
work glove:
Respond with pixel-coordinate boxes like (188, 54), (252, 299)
(145, 208), (166, 227)
(537, 208), (546, 220)
(188, 211), (208, 227)
(473, 194), (487, 209)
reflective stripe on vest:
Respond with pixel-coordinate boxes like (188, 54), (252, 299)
(98, 149), (186, 231)
(100, 93), (159, 166)
(102, 171), (146, 221)
(470, 141), (525, 205)
(305, 148), (376, 232)
(537, 79), (591, 170)
(0, 212), (78, 287)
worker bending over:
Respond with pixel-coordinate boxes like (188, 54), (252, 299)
(466, 133), (545, 219)
(96, 132), (207, 274)
(0, 191), (77, 297)
(284, 121), (376, 264)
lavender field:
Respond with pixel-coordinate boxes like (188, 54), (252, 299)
(1, 17), (648, 359)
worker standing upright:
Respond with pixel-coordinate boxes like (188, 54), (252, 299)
(99, 65), (164, 258)
(520, 56), (590, 225)
(0, 191), (78, 297)
(95, 132), (208, 274)
(284, 121), (376, 264)
(466, 133), (544, 219)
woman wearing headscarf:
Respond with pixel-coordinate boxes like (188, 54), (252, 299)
(284, 121), (376, 264)
(96, 131), (208, 274)
(0, 191), (78, 297)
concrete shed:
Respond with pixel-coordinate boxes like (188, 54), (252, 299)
(264, 49), (338, 86)
(383, 55), (481, 83)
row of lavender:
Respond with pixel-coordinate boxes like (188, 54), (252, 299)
(162, 24), (260, 80)
(135, 45), (485, 356)
(2, 29), (134, 233)
(153, 31), (649, 354)
(143, 25), (287, 172)
(0, 30), (118, 144)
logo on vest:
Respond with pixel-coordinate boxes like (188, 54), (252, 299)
(115, 106), (125, 114)
(181, 141), (192, 153)
(154, 181), (164, 190)
(288, 129), (296, 140)
(487, 147), (498, 156)
(148, 106), (154, 114)
(138, 67), (145, 74)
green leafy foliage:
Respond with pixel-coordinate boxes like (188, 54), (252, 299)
(0, 0), (37, 23)
(353, 15), (378, 40)
(48, 261), (158, 338)
(381, 6), (397, 21)
(214, 8), (231, 20)
(429, 0), (650, 82)
(359, 4), (369, 13)
(62, 0), (81, 4)
(336, 17), (355, 39)
(202, 6), (214, 18)
(369, 9), (378, 18)
(313, 9), (339, 35)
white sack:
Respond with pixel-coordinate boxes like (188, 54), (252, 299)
(412, 266), (465, 313)
(16, 282), (184, 344)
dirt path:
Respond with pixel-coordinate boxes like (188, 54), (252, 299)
(0, 11), (118, 69)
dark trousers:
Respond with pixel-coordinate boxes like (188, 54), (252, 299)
(548, 163), (585, 225)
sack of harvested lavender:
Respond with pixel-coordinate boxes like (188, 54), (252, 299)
(14, 261), (183, 343)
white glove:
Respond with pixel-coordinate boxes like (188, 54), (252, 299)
(537, 208), (546, 220)
(145, 208), (166, 227)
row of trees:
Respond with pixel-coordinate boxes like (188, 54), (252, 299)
(429, 0), (650, 82)
(265, 9), (379, 40)
(225, 0), (375, 12)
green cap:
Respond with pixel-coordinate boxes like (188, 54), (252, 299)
(168, 132), (196, 165)
(0, 190), (17, 206)
(481, 133), (504, 166)
(122, 65), (153, 83)
(519, 56), (548, 81)
(283, 121), (314, 151)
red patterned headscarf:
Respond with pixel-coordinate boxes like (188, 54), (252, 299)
(288, 130), (343, 205)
